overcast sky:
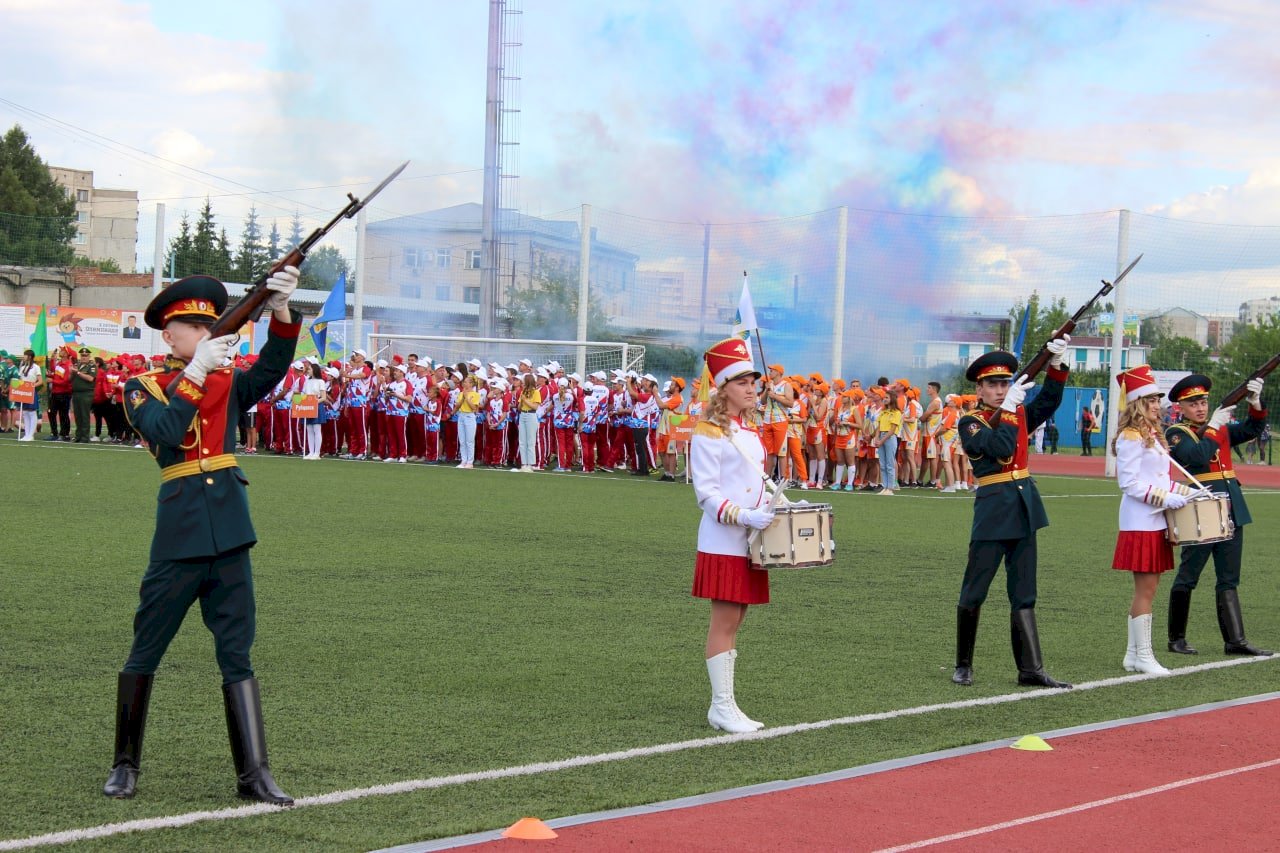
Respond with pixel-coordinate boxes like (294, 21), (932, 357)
(4, 0), (1279, 321)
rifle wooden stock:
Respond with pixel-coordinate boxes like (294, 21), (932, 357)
(1218, 352), (1280, 410)
(206, 247), (305, 338)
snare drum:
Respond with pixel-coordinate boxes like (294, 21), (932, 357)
(1164, 494), (1234, 546)
(750, 503), (835, 569)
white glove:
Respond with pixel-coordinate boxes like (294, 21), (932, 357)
(264, 264), (301, 312)
(1046, 334), (1071, 369)
(740, 507), (776, 531)
(1246, 378), (1264, 408)
(1163, 492), (1188, 511)
(1207, 405), (1235, 431)
(184, 334), (237, 385)
(1000, 377), (1036, 413)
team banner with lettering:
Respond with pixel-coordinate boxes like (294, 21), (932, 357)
(290, 394), (318, 419)
(10, 381), (35, 405)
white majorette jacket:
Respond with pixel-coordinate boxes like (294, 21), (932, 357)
(1115, 428), (1190, 532)
(691, 417), (768, 557)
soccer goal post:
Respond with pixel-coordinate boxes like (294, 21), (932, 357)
(365, 334), (646, 377)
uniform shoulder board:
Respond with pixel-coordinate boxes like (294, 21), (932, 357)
(693, 420), (725, 438)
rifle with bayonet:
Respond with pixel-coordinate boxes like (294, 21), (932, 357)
(1015, 253), (1143, 382)
(207, 161), (409, 338)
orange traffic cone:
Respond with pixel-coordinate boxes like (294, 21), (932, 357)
(502, 817), (558, 840)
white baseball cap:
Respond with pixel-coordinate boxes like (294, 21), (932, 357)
(518, 358), (532, 366)
(642, 373), (657, 383)
(468, 358), (482, 368)
(556, 377), (569, 388)
(591, 371), (607, 380)
(536, 367), (550, 379)
(376, 359), (389, 368)
(568, 372), (582, 382)
(352, 348), (368, 359)
(324, 366), (339, 378)
(548, 360), (562, 371)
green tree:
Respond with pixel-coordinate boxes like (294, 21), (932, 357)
(265, 220), (281, 262)
(213, 227), (233, 281)
(286, 211), (304, 251)
(300, 244), (351, 291)
(1008, 292), (1070, 357)
(166, 213), (195, 278)
(0, 124), (77, 266)
(505, 268), (612, 341)
(233, 205), (270, 284)
(68, 256), (122, 273)
(1147, 334), (1212, 373)
(192, 198), (218, 272)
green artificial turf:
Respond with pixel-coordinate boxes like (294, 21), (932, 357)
(1, 436), (1277, 851)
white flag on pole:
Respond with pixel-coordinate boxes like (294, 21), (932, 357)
(733, 271), (757, 339)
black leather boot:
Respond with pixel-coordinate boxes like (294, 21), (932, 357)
(103, 672), (153, 798)
(1167, 588), (1198, 654)
(1011, 608), (1072, 689)
(223, 678), (294, 805)
(1217, 590), (1273, 656)
(952, 606), (980, 686)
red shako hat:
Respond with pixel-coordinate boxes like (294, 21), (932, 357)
(704, 337), (761, 388)
(1116, 364), (1161, 402)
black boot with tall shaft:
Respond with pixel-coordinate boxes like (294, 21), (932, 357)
(1011, 608), (1072, 689)
(223, 677), (294, 805)
(953, 606), (980, 686)
(103, 672), (153, 798)
(1167, 588), (1198, 655)
(1217, 590), (1273, 657)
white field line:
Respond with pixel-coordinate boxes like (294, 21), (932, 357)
(873, 756), (1280, 852)
(0, 655), (1273, 850)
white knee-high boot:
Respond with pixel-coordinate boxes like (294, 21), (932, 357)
(706, 650), (763, 733)
(1127, 613), (1170, 675)
(20, 410), (37, 440)
(1123, 615), (1137, 671)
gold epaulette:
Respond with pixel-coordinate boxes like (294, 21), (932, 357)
(693, 420), (726, 438)
(1119, 427), (1141, 440)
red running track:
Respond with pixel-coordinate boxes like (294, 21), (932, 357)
(455, 698), (1280, 852)
(1028, 452), (1280, 488)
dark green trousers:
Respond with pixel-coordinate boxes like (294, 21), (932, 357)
(123, 548), (256, 684)
(72, 392), (94, 440)
(1172, 527), (1244, 594)
(959, 535), (1038, 611)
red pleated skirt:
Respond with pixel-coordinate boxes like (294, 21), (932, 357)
(692, 551), (770, 604)
(1112, 530), (1173, 574)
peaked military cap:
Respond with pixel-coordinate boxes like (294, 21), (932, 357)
(965, 350), (1019, 383)
(1168, 373), (1211, 403)
(144, 275), (228, 330)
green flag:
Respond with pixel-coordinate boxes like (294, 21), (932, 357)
(29, 305), (48, 361)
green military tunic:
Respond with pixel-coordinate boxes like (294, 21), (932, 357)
(120, 312), (300, 682)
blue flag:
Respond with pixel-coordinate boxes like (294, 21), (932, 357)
(1011, 306), (1030, 359)
(309, 273), (347, 360)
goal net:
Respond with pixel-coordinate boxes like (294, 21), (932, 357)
(365, 334), (645, 377)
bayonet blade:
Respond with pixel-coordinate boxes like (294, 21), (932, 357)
(348, 160), (409, 216)
(1103, 252), (1143, 290)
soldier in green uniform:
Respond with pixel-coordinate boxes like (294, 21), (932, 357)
(103, 265), (301, 803)
(953, 343), (1073, 689)
(70, 346), (98, 442)
(1164, 373), (1271, 657)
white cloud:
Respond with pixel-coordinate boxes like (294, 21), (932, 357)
(1146, 165), (1280, 225)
